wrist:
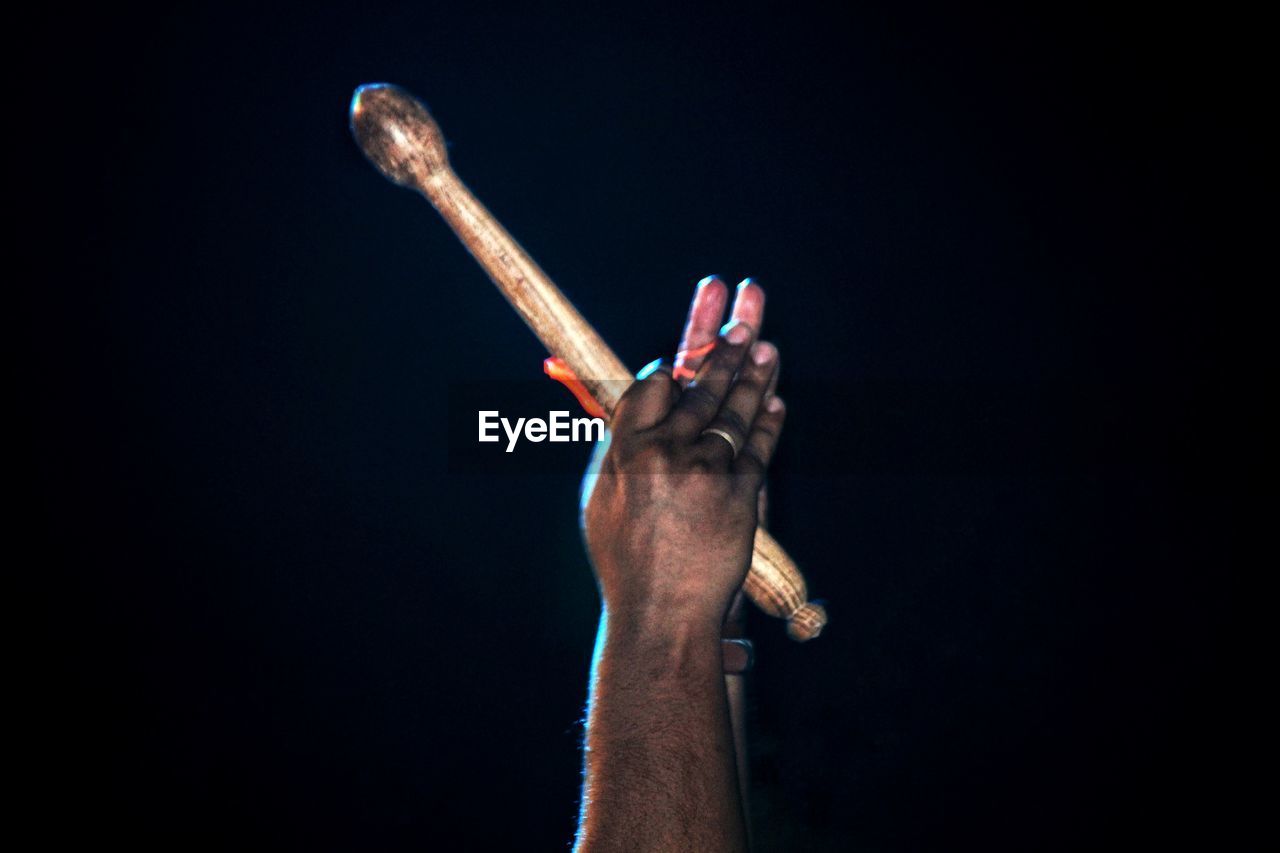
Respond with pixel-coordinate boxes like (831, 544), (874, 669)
(603, 595), (726, 638)
(600, 605), (724, 668)
(597, 562), (738, 633)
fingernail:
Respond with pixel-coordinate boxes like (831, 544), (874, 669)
(766, 395), (784, 413)
(738, 277), (759, 290)
(636, 358), (665, 380)
(750, 341), (776, 366)
(721, 319), (751, 345)
(698, 275), (721, 289)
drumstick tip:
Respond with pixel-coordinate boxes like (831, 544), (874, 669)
(786, 601), (828, 641)
(350, 83), (449, 189)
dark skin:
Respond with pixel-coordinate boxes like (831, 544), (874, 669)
(574, 278), (783, 852)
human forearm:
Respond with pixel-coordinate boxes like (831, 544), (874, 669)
(574, 277), (784, 851)
(575, 609), (747, 853)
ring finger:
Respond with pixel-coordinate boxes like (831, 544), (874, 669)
(695, 340), (778, 464)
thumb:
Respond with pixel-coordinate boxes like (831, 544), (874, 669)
(611, 358), (678, 434)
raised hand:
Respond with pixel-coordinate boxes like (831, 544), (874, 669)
(580, 276), (784, 636)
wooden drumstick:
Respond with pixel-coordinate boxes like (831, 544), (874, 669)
(350, 83), (827, 641)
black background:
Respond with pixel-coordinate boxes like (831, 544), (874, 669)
(31, 3), (1240, 850)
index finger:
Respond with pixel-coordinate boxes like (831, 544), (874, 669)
(674, 275), (729, 382)
(675, 278), (766, 384)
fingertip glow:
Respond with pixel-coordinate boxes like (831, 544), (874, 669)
(636, 358), (664, 380)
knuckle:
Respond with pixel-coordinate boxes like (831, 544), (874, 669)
(682, 383), (720, 414)
(687, 456), (718, 475)
(737, 448), (767, 476)
(684, 439), (729, 465)
(713, 409), (750, 440)
(752, 422), (780, 442)
(709, 343), (742, 370)
(631, 437), (670, 465)
(616, 377), (647, 407)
